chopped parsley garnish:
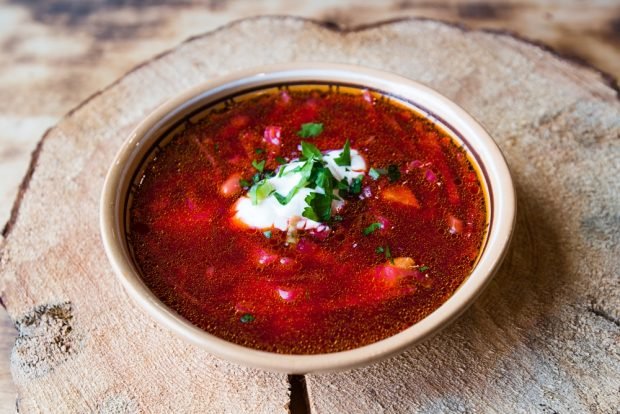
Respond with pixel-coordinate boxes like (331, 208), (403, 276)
(419, 265), (430, 272)
(254, 148), (264, 154)
(297, 122), (323, 138)
(385, 245), (394, 264)
(363, 222), (382, 235)
(263, 230), (272, 239)
(302, 164), (336, 221)
(240, 313), (255, 323)
(274, 159), (314, 205)
(252, 159), (266, 173)
(369, 167), (387, 180)
(303, 192), (332, 221)
(300, 141), (322, 160)
(314, 165), (335, 192)
(387, 164), (401, 182)
(275, 156), (287, 164)
(245, 139), (361, 223)
(336, 176), (363, 199)
(336, 178), (349, 191)
(248, 180), (275, 205)
(334, 139), (351, 166)
(239, 179), (251, 188)
(332, 215), (343, 222)
(349, 176), (363, 194)
(375, 245), (394, 263)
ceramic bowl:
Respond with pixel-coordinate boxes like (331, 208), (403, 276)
(100, 63), (515, 373)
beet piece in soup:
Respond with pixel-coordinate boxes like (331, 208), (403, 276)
(127, 85), (488, 354)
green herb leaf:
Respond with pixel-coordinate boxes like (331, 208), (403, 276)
(275, 156), (287, 164)
(303, 192), (333, 222)
(419, 265), (430, 272)
(248, 180), (275, 205)
(239, 179), (251, 188)
(300, 141), (323, 160)
(252, 159), (266, 173)
(369, 167), (387, 180)
(240, 313), (255, 323)
(297, 122), (323, 138)
(385, 245), (394, 264)
(254, 148), (264, 154)
(302, 205), (319, 221)
(302, 165), (337, 221)
(314, 167), (335, 193)
(375, 245), (393, 262)
(336, 178), (349, 190)
(273, 160), (313, 205)
(363, 222), (382, 235)
(349, 176), (363, 194)
(263, 230), (272, 239)
(387, 164), (401, 182)
(337, 176), (363, 199)
(334, 139), (351, 166)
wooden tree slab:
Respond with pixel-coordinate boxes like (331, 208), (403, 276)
(1, 16), (618, 413)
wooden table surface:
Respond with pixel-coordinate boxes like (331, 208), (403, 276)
(0, 1), (619, 412)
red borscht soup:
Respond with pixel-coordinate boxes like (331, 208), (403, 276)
(127, 85), (488, 354)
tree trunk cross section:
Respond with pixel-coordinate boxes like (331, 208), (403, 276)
(0, 17), (618, 413)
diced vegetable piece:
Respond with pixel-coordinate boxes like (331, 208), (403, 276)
(308, 225), (331, 241)
(392, 257), (416, 269)
(425, 169), (437, 182)
(448, 214), (463, 234)
(276, 286), (302, 302)
(381, 185), (421, 208)
(286, 216), (301, 244)
(220, 173), (242, 197)
(263, 126), (282, 145)
(256, 249), (278, 266)
(280, 90), (291, 104)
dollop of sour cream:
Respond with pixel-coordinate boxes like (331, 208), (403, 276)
(234, 149), (367, 231)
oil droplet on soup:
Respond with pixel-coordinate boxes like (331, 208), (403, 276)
(127, 86), (487, 354)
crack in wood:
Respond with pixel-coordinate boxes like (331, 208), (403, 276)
(588, 304), (620, 328)
(288, 375), (311, 414)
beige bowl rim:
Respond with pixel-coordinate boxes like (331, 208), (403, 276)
(100, 63), (516, 374)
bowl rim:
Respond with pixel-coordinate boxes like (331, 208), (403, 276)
(100, 62), (516, 373)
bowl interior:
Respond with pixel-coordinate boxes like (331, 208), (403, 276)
(100, 63), (515, 373)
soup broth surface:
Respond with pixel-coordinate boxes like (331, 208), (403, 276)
(128, 85), (487, 354)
